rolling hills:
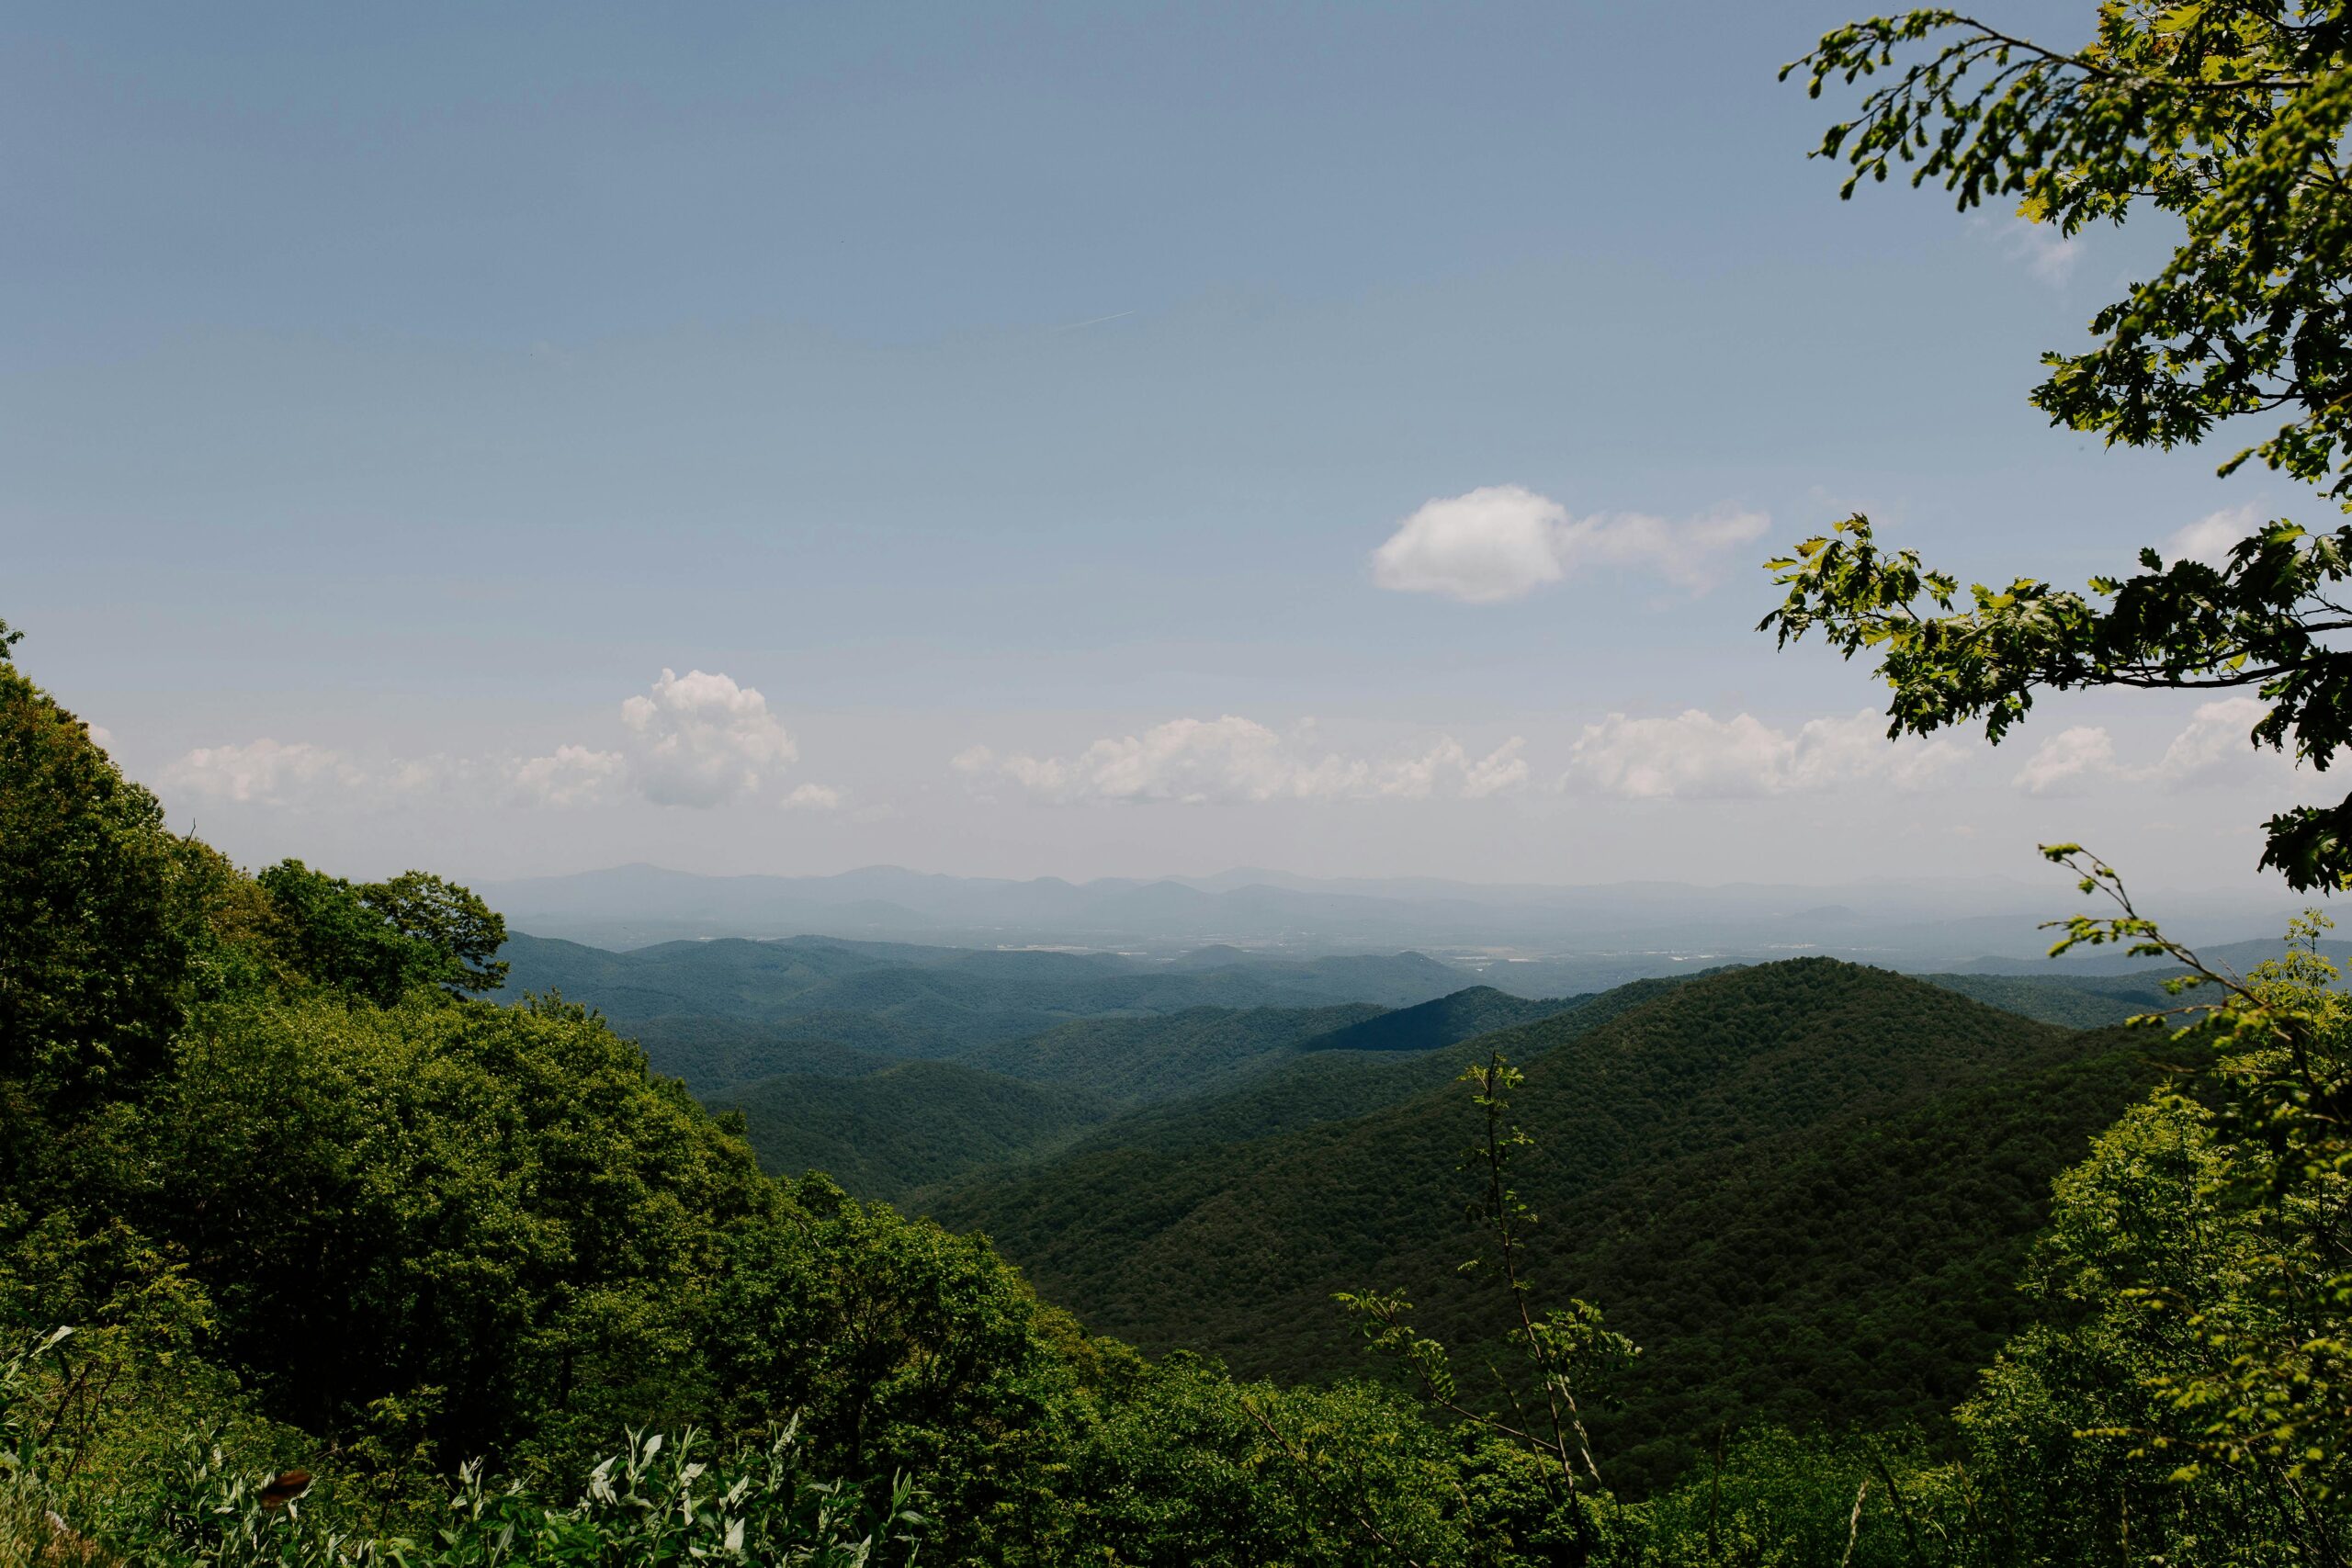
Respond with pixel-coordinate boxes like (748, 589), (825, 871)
(1040, 978), (1692, 1156)
(926, 958), (2169, 1490)
(492, 921), (2201, 1474)
(499, 931), (1477, 1093)
(714, 986), (1593, 1200)
(1916, 970), (2179, 1029)
(503, 922), (2188, 1234)
(709, 1062), (1117, 1205)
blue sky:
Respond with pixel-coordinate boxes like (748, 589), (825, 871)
(3, 2), (2314, 893)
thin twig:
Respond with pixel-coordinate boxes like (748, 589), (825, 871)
(1839, 1480), (1872, 1568)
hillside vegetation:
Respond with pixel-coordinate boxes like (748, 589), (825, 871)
(960, 1001), (1383, 1101)
(1916, 970), (2185, 1029)
(503, 931), (1476, 1096)
(711, 1061), (1116, 1204)
(932, 963), (2167, 1487)
(6, 626), (2341, 1563)
(1032, 978), (1691, 1159)
(707, 987), (1590, 1205)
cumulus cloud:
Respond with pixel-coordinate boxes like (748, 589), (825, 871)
(162, 739), (369, 807)
(508, 745), (628, 807)
(1565, 709), (1964, 800)
(2154, 698), (2271, 784)
(2162, 503), (2261, 568)
(621, 667), (799, 808)
(2013, 698), (2280, 795)
(780, 782), (843, 811)
(159, 667), (830, 814)
(1371, 486), (1767, 603)
(2010, 727), (2119, 796)
(954, 717), (1528, 806)
(1441, 737), (1531, 799)
(507, 669), (819, 809)
(1372, 486), (1569, 603)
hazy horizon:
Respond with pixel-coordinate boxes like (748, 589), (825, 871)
(471, 858), (2323, 976)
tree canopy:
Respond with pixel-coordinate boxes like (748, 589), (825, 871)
(1764, 3), (2352, 889)
(255, 860), (508, 1005)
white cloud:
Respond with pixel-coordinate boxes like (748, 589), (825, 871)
(2013, 699), (2280, 795)
(1460, 737), (1531, 798)
(1565, 709), (1964, 800)
(621, 667), (799, 808)
(2151, 697), (2268, 785)
(2162, 503), (2260, 568)
(508, 745), (628, 807)
(1997, 218), (2084, 285)
(780, 782), (843, 811)
(159, 667), (820, 814)
(1554, 505), (1770, 594)
(1371, 486), (1567, 603)
(85, 724), (113, 749)
(162, 739), (369, 807)
(1371, 486), (1767, 603)
(955, 718), (1528, 806)
(2011, 726), (2118, 796)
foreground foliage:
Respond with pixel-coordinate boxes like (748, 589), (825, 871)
(1765, 3), (2352, 892)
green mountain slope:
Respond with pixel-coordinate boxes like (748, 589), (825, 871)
(503, 932), (1471, 1021)
(713, 1060), (1115, 1204)
(961, 1002), (1382, 1102)
(1555, 1032), (2161, 1489)
(501, 932), (1479, 1093)
(1294, 985), (1574, 1053)
(1913, 970), (2175, 1029)
(708, 987), (1584, 1206)
(614, 1015), (915, 1094)
(1034, 978), (1690, 1156)
(932, 959), (2165, 1489)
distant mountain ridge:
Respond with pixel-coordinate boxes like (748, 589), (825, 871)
(500, 931), (1473, 1094)
(481, 861), (2308, 969)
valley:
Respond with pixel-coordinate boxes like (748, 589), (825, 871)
(493, 921), (2197, 1493)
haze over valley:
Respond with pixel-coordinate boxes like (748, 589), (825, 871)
(483, 859), (2324, 976)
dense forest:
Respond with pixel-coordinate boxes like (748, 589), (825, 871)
(7, 619), (2349, 1563)
(927, 964), (2168, 1478)
(498, 931), (1469, 1095)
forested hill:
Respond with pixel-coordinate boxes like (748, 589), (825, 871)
(931, 959), (2166, 1486)
(500, 931), (1471, 1021)
(1916, 970), (2186, 1029)
(713, 987), (1592, 1202)
(1292, 985), (1571, 1052)
(710, 1062), (1117, 1206)
(1029, 977), (1692, 1159)
(498, 931), (1476, 1090)
(956, 1001), (1381, 1102)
